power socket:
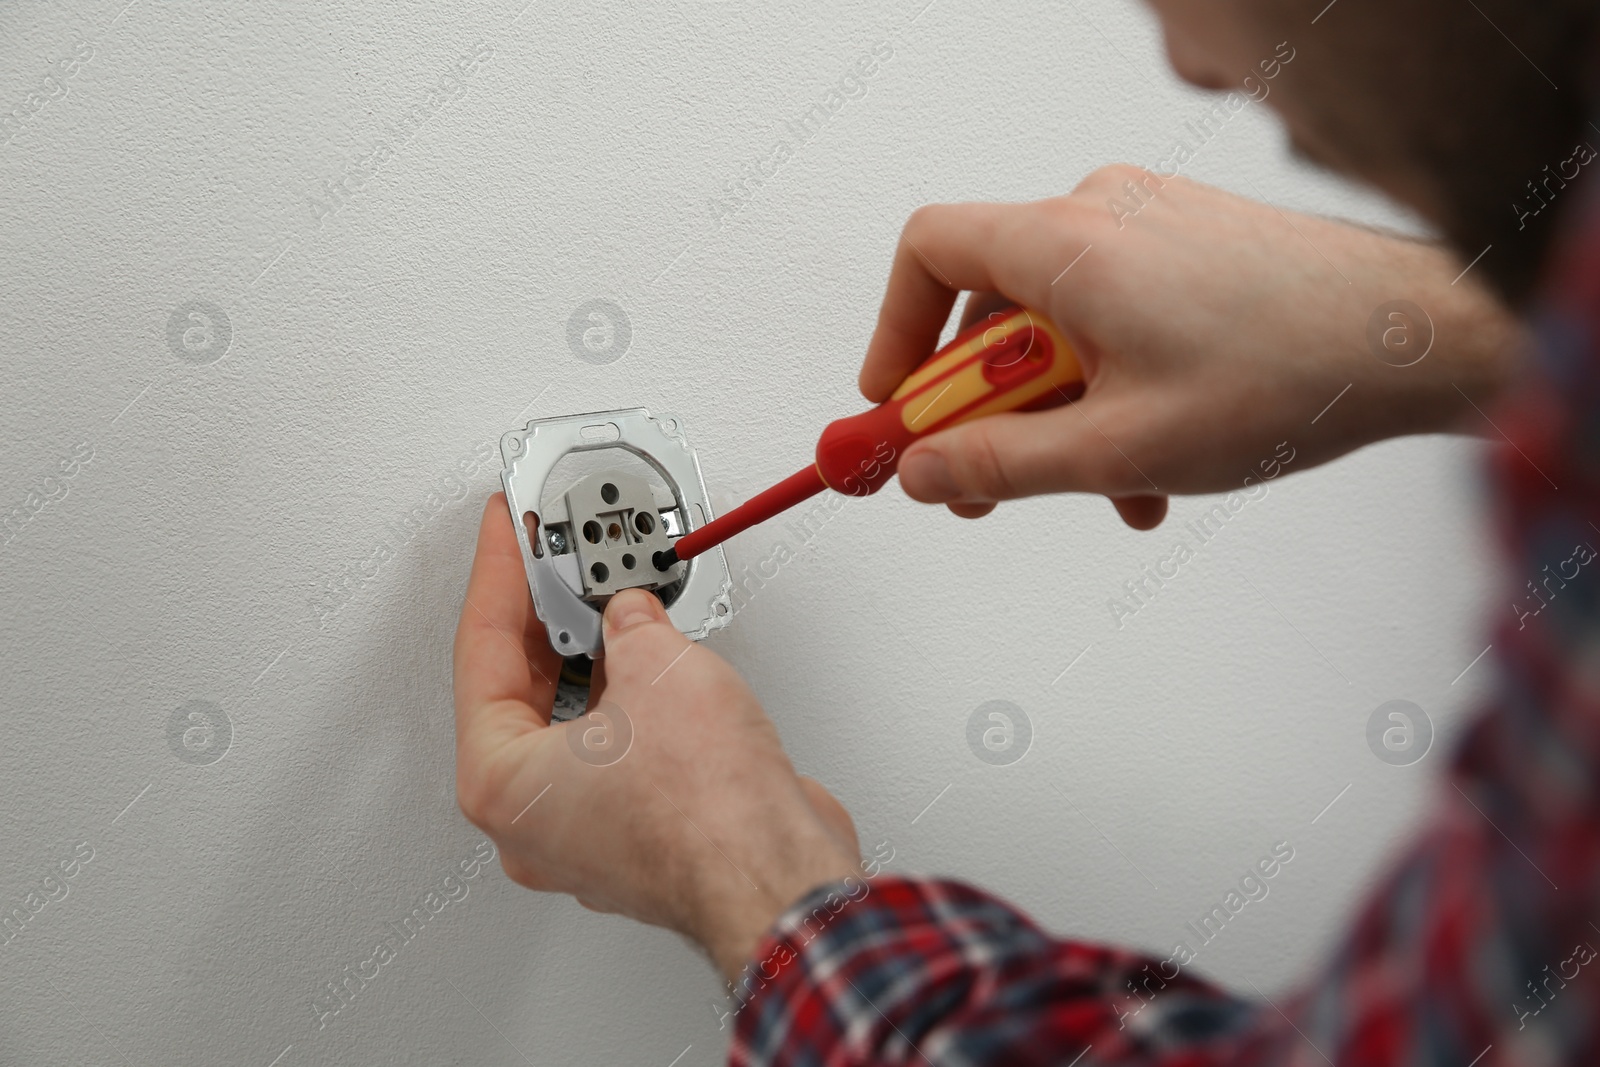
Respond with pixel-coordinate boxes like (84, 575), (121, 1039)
(544, 469), (682, 597)
(499, 408), (734, 657)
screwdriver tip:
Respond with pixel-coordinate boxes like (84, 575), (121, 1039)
(653, 547), (679, 571)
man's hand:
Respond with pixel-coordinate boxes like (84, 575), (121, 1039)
(863, 168), (1528, 527)
(453, 494), (860, 979)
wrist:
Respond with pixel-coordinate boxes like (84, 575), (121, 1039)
(1364, 247), (1531, 438)
(686, 819), (858, 981)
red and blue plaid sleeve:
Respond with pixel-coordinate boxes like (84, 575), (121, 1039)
(726, 874), (1272, 1066)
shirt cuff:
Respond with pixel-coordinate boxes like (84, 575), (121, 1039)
(726, 874), (1259, 1067)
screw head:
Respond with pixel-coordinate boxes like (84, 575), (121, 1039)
(548, 529), (568, 554)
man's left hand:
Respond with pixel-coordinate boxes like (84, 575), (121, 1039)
(452, 494), (860, 978)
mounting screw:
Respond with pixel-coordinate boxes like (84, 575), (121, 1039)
(547, 529), (568, 555)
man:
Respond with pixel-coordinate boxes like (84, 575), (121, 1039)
(454, 0), (1600, 1062)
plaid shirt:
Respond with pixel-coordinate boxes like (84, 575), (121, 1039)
(728, 197), (1600, 1066)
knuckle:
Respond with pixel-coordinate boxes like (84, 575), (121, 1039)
(1029, 197), (1106, 265)
(902, 203), (942, 239)
(499, 854), (540, 891)
(456, 777), (491, 829)
(904, 202), (995, 255)
(1031, 194), (1079, 225)
(455, 750), (523, 830)
(1075, 162), (1149, 195)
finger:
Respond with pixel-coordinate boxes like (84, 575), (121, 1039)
(599, 588), (699, 691)
(859, 224), (958, 403)
(957, 290), (1014, 332)
(860, 202), (1079, 402)
(603, 588), (669, 634)
(602, 589), (672, 660)
(454, 494), (561, 749)
(1112, 494), (1169, 530)
(798, 776), (860, 860)
(897, 397), (1157, 504)
(947, 501), (996, 520)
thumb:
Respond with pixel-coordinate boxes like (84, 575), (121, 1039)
(603, 587), (671, 638)
(600, 589), (693, 689)
(898, 399), (1154, 504)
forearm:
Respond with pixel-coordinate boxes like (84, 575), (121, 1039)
(1290, 220), (1530, 446)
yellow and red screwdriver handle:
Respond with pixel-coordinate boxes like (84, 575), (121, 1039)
(654, 307), (1086, 570)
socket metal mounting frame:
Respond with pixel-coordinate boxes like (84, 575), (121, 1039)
(500, 408), (734, 658)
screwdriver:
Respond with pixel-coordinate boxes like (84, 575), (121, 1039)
(652, 305), (1086, 571)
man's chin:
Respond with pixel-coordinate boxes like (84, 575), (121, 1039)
(1282, 130), (1381, 201)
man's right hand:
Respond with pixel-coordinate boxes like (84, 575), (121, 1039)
(861, 168), (1528, 528)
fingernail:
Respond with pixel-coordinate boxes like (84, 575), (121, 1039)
(604, 588), (664, 637)
(900, 450), (959, 502)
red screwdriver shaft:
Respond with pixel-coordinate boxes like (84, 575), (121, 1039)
(653, 306), (1084, 572)
(658, 466), (825, 567)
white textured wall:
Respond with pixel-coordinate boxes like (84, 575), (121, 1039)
(1, 1), (1499, 1063)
